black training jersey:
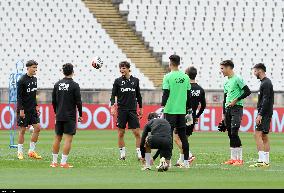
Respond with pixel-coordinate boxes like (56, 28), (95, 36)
(257, 77), (274, 117)
(140, 118), (172, 148)
(17, 74), (38, 113)
(189, 83), (206, 118)
(110, 75), (142, 110)
(52, 78), (82, 121)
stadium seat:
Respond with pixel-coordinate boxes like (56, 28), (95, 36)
(0, 0), (155, 89)
(120, 0), (284, 90)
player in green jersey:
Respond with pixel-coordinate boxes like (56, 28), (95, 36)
(220, 60), (251, 166)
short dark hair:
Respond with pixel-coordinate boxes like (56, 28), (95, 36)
(220, 60), (234, 69)
(185, 66), (197, 80)
(147, 112), (159, 121)
(26, 60), (38, 67)
(119, 61), (131, 69)
(62, 63), (74, 76)
(169, 55), (180, 66)
(253, 63), (266, 72)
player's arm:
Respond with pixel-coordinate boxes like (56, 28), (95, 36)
(110, 79), (118, 115)
(52, 84), (57, 114)
(140, 123), (151, 159)
(17, 79), (25, 118)
(136, 79), (143, 118)
(222, 93), (227, 120)
(196, 89), (206, 118)
(161, 75), (170, 107)
(75, 83), (83, 122)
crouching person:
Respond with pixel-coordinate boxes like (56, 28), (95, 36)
(140, 112), (172, 172)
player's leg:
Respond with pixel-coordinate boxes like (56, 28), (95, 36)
(156, 137), (172, 172)
(255, 130), (265, 162)
(186, 124), (196, 164)
(141, 141), (152, 170)
(28, 111), (42, 159)
(173, 131), (183, 166)
(129, 110), (142, 160)
(60, 120), (76, 168)
(230, 106), (243, 166)
(223, 108), (236, 164)
(50, 121), (64, 167)
(262, 133), (270, 165)
(17, 112), (28, 160)
(116, 109), (127, 160)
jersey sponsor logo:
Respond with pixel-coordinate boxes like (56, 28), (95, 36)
(175, 78), (185, 84)
(120, 88), (136, 92)
(59, 83), (70, 91)
(191, 90), (201, 97)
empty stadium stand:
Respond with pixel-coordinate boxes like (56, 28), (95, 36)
(0, 0), (155, 89)
(120, 0), (284, 91)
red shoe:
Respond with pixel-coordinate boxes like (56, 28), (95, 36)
(188, 156), (196, 164)
(50, 163), (58, 168)
(223, 159), (236, 165)
(60, 163), (73, 168)
(232, 160), (244, 166)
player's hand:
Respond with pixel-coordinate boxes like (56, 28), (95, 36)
(222, 114), (225, 121)
(110, 106), (116, 116)
(20, 110), (25, 119)
(138, 108), (143, 119)
(36, 106), (41, 116)
(78, 117), (83, 122)
(194, 118), (199, 124)
(228, 99), (238, 107)
(256, 115), (262, 126)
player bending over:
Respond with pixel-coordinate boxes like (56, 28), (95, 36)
(140, 112), (172, 172)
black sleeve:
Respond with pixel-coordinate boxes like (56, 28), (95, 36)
(152, 150), (161, 161)
(17, 79), (24, 111)
(140, 123), (151, 158)
(136, 79), (143, 108)
(75, 84), (83, 117)
(186, 90), (192, 111)
(237, 85), (251, 100)
(110, 80), (118, 106)
(259, 83), (272, 116)
(161, 89), (170, 106)
(196, 90), (206, 118)
(52, 84), (57, 114)
(223, 93), (227, 115)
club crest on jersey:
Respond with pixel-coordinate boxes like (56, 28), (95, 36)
(59, 83), (70, 91)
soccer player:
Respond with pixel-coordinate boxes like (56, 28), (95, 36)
(110, 61), (143, 160)
(50, 63), (82, 168)
(162, 55), (191, 168)
(220, 60), (251, 166)
(17, 60), (42, 160)
(174, 66), (206, 166)
(249, 63), (274, 168)
(140, 112), (172, 172)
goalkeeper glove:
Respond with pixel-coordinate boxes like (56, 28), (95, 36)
(218, 120), (227, 132)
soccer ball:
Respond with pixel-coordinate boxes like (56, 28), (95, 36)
(91, 56), (103, 69)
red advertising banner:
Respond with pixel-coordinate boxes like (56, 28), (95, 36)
(0, 104), (283, 133)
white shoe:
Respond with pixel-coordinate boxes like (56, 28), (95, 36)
(157, 157), (169, 172)
(141, 166), (151, 171)
(178, 163), (190, 169)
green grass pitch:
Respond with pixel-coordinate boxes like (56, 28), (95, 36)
(0, 130), (284, 189)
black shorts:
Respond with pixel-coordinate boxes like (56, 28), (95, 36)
(147, 135), (172, 160)
(55, 120), (76, 136)
(164, 114), (186, 131)
(17, 110), (40, 128)
(255, 115), (272, 134)
(225, 105), (243, 131)
(116, 109), (140, 129)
